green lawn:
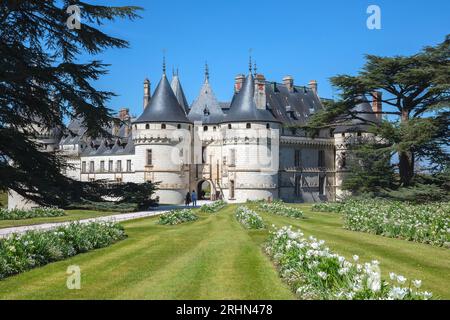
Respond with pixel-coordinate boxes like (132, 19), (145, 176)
(0, 210), (115, 229)
(0, 204), (449, 299)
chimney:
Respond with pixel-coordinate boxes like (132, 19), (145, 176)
(143, 78), (151, 109)
(309, 80), (318, 95)
(254, 74), (266, 110)
(283, 76), (294, 92)
(118, 108), (130, 121)
(234, 74), (245, 93)
(371, 91), (382, 120)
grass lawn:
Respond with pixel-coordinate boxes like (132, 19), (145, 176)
(0, 204), (448, 299)
(0, 210), (116, 229)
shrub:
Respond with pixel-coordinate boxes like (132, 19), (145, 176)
(340, 200), (449, 246)
(0, 222), (126, 280)
(266, 226), (433, 300)
(200, 200), (226, 213)
(158, 209), (198, 225)
(0, 207), (66, 220)
(259, 200), (304, 218)
(311, 202), (344, 213)
(67, 200), (138, 213)
(235, 206), (265, 229)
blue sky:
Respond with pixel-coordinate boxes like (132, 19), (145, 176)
(85, 0), (450, 117)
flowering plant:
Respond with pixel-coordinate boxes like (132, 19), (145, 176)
(235, 206), (265, 229)
(0, 207), (66, 220)
(158, 209), (198, 225)
(200, 200), (227, 213)
(0, 222), (126, 280)
(311, 202), (343, 213)
(266, 226), (433, 300)
(259, 200), (304, 218)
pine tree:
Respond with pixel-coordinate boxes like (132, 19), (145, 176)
(0, 1), (143, 206)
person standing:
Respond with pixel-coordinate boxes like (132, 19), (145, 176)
(185, 191), (191, 207)
(191, 190), (197, 207)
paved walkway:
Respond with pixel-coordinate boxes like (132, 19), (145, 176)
(0, 200), (214, 238)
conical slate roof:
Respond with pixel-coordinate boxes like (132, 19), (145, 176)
(334, 96), (378, 133)
(170, 74), (189, 114)
(188, 77), (224, 124)
(223, 74), (278, 123)
(134, 74), (190, 124)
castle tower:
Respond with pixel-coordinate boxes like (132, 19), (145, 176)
(221, 70), (281, 202)
(170, 70), (190, 114)
(132, 67), (192, 205)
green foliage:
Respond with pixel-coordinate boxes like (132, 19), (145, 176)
(311, 202), (344, 213)
(266, 226), (432, 300)
(0, 222), (126, 279)
(258, 200), (304, 218)
(200, 200), (227, 213)
(158, 209), (198, 225)
(66, 201), (138, 213)
(0, 1), (142, 206)
(0, 207), (65, 220)
(0, 192), (7, 208)
(235, 206), (265, 229)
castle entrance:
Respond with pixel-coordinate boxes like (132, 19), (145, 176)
(197, 180), (213, 200)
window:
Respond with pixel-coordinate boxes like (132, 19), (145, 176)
(246, 123), (251, 129)
(145, 124), (149, 129)
(147, 149), (152, 166)
(294, 150), (301, 167)
(161, 123), (166, 129)
(230, 149), (236, 166)
(357, 132), (362, 137)
(266, 123), (270, 129)
(318, 150), (325, 168)
(100, 161), (105, 172)
(116, 177), (122, 183)
(89, 161), (94, 173)
(228, 124), (232, 129)
(126, 160), (132, 172)
(116, 160), (122, 172)
(213, 126), (216, 131)
(203, 126), (208, 131)
(108, 160), (113, 172)
(177, 124), (181, 129)
(202, 146), (207, 164)
(230, 180), (235, 199)
(319, 176), (325, 196)
(295, 175), (301, 196)
(82, 161), (86, 173)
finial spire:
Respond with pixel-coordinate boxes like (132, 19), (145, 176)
(162, 49), (166, 75)
(205, 61), (209, 82)
(248, 48), (253, 74)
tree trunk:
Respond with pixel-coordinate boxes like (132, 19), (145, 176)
(399, 108), (414, 186)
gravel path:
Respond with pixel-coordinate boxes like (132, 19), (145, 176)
(0, 210), (165, 239)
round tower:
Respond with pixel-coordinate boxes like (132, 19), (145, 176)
(133, 70), (192, 205)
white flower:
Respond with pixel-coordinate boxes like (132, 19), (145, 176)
(412, 280), (422, 288)
(389, 272), (396, 280)
(317, 271), (328, 280)
(396, 275), (407, 284)
(353, 255), (359, 262)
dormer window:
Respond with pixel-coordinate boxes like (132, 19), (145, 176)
(161, 123), (166, 129)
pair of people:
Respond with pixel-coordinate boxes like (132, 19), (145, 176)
(185, 190), (197, 207)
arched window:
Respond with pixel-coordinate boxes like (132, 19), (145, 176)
(145, 124), (149, 129)
(161, 123), (166, 129)
(135, 125), (137, 130)
(246, 123), (251, 129)
(203, 126), (208, 131)
(213, 126), (217, 131)
(266, 123), (270, 129)
(228, 124), (232, 129)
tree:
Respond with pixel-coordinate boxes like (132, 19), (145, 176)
(307, 35), (449, 188)
(0, 1), (146, 205)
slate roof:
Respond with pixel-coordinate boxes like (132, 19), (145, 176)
(134, 74), (190, 124)
(170, 74), (190, 114)
(188, 77), (225, 124)
(333, 96), (378, 133)
(223, 74), (279, 123)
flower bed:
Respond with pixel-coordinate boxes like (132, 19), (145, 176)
(0, 207), (66, 220)
(311, 202), (343, 213)
(235, 206), (265, 229)
(259, 201), (304, 218)
(340, 200), (449, 246)
(200, 200), (227, 213)
(158, 209), (198, 225)
(266, 226), (432, 300)
(0, 222), (126, 280)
